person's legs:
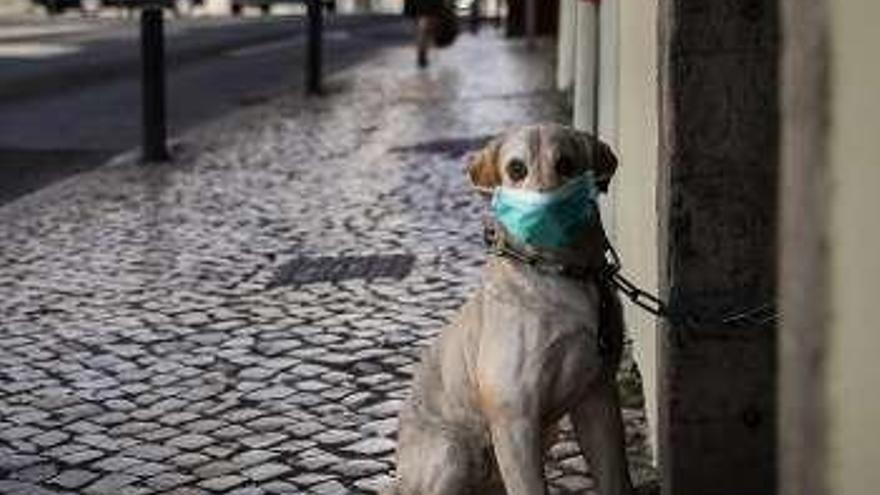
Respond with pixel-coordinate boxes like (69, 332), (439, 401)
(470, 0), (481, 33)
(416, 16), (433, 68)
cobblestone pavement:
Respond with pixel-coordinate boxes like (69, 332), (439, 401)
(0, 31), (654, 495)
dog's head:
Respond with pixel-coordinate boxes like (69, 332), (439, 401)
(467, 124), (618, 195)
(466, 124), (617, 255)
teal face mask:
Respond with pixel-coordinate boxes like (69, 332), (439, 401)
(491, 171), (598, 248)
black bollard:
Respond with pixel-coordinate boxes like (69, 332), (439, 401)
(141, 7), (170, 162)
(306, 0), (323, 95)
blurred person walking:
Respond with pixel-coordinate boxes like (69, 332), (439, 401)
(469, 0), (481, 33)
(404, 0), (445, 68)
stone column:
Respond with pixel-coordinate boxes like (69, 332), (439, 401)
(657, 0), (779, 493)
(573, 0), (598, 132)
(557, 0), (577, 91)
(779, 0), (828, 494)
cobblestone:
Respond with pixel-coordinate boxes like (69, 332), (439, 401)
(242, 463), (292, 482)
(51, 469), (101, 489)
(9, 461), (59, 483)
(311, 480), (349, 495)
(198, 474), (247, 492)
(341, 438), (396, 456)
(82, 473), (140, 495)
(0, 31), (652, 495)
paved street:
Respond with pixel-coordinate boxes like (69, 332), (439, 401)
(0, 14), (411, 204)
(0, 30), (653, 495)
(0, 14), (406, 104)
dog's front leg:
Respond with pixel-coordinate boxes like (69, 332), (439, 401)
(570, 380), (633, 495)
(489, 416), (547, 495)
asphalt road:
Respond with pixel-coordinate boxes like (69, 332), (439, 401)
(0, 14), (413, 204)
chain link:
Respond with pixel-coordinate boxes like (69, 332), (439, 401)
(602, 243), (778, 330)
(483, 221), (778, 330)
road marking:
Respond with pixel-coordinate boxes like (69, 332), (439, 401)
(0, 43), (81, 59)
(225, 30), (351, 57)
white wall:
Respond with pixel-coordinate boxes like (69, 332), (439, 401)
(612, 0), (659, 462)
(201, 0), (231, 15)
(569, 0), (659, 464)
(828, 0), (880, 492)
(0, 0), (31, 15)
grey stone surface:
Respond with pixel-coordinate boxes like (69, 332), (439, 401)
(198, 474), (246, 491)
(779, 2), (828, 495)
(51, 469), (100, 490)
(659, 0), (779, 493)
(0, 32), (651, 494)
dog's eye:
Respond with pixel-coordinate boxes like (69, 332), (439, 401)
(506, 159), (528, 182)
(556, 156), (577, 177)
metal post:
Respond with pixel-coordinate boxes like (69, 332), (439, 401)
(306, 0), (323, 95)
(141, 7), (169, 162)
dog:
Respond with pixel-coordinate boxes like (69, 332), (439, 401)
(386, 124), (633, 495)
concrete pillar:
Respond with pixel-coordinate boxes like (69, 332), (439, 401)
(657, 0), (779, 493)
(594, 0), (618, 234)
(557, 0), (577, 91)
(779, 1), (828, 494)
(596, 0), (617, 144)
(573, 0), (598, 132)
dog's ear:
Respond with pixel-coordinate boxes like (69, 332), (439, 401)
(467, 137), (503, 193)
(593, 140), (618, 193)
(574, 132), (618, 193)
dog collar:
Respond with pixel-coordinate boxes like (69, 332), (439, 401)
(482, 219), (607, 283)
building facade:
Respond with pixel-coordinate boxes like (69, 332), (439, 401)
(559, 0), (880, 494)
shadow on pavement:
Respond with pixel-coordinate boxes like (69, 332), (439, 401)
(0, 148), (114, 205)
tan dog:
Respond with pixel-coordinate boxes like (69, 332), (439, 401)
(386, 124), (633, 495)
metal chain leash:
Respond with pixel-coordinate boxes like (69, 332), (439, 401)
(582, 21), (776, 332)
(601, 242), (778, 330)
(482, 219), (778, 331)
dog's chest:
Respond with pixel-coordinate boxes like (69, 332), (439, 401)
(481, 291), (599, 368)
(482, 263), (601, 330)
(476, 268), (603, 407)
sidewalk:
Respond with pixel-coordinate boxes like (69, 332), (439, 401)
(0, 31), (652, 495)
